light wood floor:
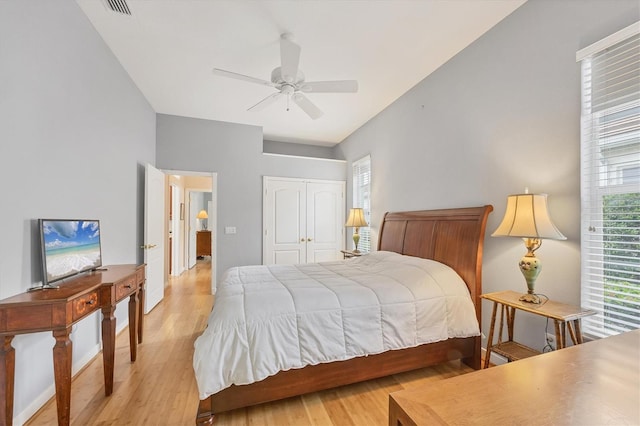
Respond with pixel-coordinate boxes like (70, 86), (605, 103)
(26, 260), (474, 425)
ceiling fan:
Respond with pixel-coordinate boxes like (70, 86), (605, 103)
(212, 33), (358, 120)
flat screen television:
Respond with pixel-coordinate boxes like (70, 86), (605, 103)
(39, 219), (103, 287)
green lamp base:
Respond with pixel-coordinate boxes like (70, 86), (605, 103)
(518, 240), (542, 304)
(352, 232), (361, 253)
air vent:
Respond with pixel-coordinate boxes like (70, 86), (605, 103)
(101, 0), (132, 16)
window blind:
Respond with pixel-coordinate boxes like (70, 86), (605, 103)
(352, 155), (371, 252)
(579, 23), (640, 338)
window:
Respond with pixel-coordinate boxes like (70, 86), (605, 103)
(352, 155), (371, 252)
(578, 23), (640, 338)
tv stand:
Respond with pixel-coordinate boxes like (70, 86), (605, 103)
(0, 264), (146, 426)
(26, 283), (60, 292)
(41, 283), (60, 289)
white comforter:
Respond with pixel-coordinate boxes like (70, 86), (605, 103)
(193, 251), (479, 399)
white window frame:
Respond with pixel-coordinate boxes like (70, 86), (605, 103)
(578, 22), (640, 339)
(352, 155), (371, 253)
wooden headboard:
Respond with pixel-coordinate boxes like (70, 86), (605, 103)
(378, 205), (493, 318)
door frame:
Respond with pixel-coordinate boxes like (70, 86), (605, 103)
(161, 169), (218, 293)
(186, 188), (213, 269)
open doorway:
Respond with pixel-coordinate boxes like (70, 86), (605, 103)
(165, 171), (217, 293)
(187, 189), (213, 268)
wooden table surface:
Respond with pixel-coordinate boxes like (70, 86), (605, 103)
(389, 329), (640, 425)
(481, 290), (596, 321)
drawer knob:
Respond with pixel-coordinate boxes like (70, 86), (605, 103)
(86, 299), (95, 306)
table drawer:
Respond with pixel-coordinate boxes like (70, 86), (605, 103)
(72, 291), (99, 321)
(115, 276), (137, 301)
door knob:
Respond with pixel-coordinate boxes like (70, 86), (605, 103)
(307, 238), (313, 242)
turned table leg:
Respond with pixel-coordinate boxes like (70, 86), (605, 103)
(101, 304), (116, 396)
(52, 328), (73, 426)
(0, 336), (15, 426)
(128, 291), (139, 362)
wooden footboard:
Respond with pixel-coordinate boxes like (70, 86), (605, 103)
(196, 336), (478, 423)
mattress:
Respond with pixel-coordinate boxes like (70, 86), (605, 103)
(193, 251), (480, 399)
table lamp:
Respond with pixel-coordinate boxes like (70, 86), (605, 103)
(197, 209), (208, 230)
(345, 208), (368, 253)
(492, 191), (566, 304)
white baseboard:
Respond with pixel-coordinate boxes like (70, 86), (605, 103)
(14, 382), (55, 426)
(14, 343), (101, 425)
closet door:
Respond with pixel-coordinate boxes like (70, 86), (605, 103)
(263, 178), (306, 264)
(263, 177), (345, 265)
(306, 182), (344, 263)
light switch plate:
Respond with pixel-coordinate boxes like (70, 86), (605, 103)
(225, 226), (236, 234)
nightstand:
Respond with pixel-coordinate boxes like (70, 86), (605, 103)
(481, 290), (596, 368)
(340, 249), (363, 259)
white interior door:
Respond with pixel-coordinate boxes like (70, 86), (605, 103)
(144, 163), (165, 313)
(263, 178), (306, 265)
(306, 182), (344, 263)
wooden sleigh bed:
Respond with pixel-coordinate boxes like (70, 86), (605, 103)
(196, 205), (493, 425)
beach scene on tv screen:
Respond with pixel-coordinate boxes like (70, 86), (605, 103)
(43, 220), (101, 282)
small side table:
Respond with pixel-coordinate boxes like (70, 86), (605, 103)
(481, 290), (596, 369)
(340, 250), (363, 259)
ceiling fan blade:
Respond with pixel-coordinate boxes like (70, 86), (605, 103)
(212, 68), (275, 87)
(280, 34), (301, 84)
(301, 80), (359, 93)
(248, 92), (282, 112)
(292, 93), (323, 120)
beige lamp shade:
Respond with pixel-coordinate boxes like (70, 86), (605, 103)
(345, 208), (368, 228)
(196, 210), (208, 220)
(492, 192), (565, 304)
(492, 193), (566, 240)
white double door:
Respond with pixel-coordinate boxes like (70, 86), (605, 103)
(263, 177), (345, 265)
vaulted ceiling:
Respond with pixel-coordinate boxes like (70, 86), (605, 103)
(77, 0), (526, 145)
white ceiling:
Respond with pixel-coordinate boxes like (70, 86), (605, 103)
(76, 0), (526, 146)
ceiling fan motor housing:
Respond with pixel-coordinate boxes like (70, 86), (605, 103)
(271, 66), (304, 86)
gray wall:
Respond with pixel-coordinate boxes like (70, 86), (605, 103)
(0, 0), (156, 422)
(156, 114), (347, 279)
(335, 0), (640, 353)
(263, 139), (340, 160)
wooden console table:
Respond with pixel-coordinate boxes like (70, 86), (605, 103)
(0, 264), (145, 426)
